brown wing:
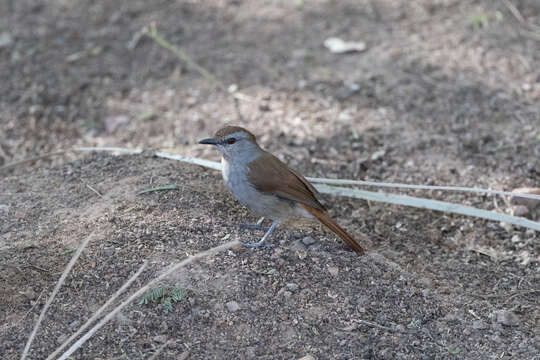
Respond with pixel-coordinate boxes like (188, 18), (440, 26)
(247, 152), (326, 211)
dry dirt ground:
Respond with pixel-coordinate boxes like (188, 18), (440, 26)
(1, 0), (539, 359)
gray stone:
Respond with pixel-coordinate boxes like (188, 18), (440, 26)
(512, 205), (529, 218)
(153, 334), (167, 343)
(226, 301), (240, 312)
(69, 320), (80, 329)
(328, 266), (339, 276)
(23, 289), (36, 300)
(57, 333), (68, 344)
(0, 32), (13, 48)
(290, 239), (307, 251)
(493, 310), (519, 326)
(473, 320), (489, 330)
(286, 283), (299, 292)
(302, 236), (316, 246)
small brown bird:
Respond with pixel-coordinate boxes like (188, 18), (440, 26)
(199, 126), (365, 254)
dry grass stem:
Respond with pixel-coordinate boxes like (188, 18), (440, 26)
(21, 232), (95, 360)
(317, 184), (540, 232)
(75, 147), (144, 154)
(56, 240), (240, 360)
(355, 319), (408, 333)
(502, 0), (525, 24)
(148, 340), (172, 360)
(0, 151), (67, 173)
(85, 183), (104, 198)
(143, 23), (226, 92)
(143, 23), (253, 102)
(70, 148), (540, 231)
(76, 148), (540, 202)
(46, 261), (149, 360)
(0, 290), (46, 333)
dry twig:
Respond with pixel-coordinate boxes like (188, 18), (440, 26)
(0, 151), (67, 173)
(502, 0), (525, 23)
(143, 23), (227, 92)
(85, 183), (104, 198)
(71, 147), (540, 231)
(355, 319), (408, 333)
(0, 289), (46, 333)
(142, 23), (253, 103)
(21, 232), (95, 360)
(46, 262), (148, 360)
(148, 340), (172, 360)
(56, 240), (240, 360)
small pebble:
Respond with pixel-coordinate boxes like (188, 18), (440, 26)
(0, 204), (9, 213)
(499, 222), (513, 232)
(492, 310), (519, 326)
(511, 188), (540, 209)
(69, 320), (80, 329)
(302, 236), (316, 246)
(280, 290), (292, 298)
(298, 355), (315, 360)
(23, 289), (36, 300)
(328, 266), (339, 276)
(0, 32), (13, 48)
(286, 283), (299, 292)
(511, 235), (521, 244)
(473, 320), (489, 330)
(191, 307), (203, 317)
(57, 333), (68, 345)
(512, 205), (529, 218)
(290, 239), (307, 251)
(153, 334), (167, 343)
(226, 301), (240, 312)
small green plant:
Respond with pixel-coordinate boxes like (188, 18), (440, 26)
(469, 11), (503, 30)
(138, 286), (188, 314)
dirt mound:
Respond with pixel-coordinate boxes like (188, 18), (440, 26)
(1, 152), (538, 359)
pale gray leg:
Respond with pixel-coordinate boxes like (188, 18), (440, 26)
(242, 220), (279, 248)
(238, 217), (267, 231)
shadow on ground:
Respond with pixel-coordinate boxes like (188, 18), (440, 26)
(0, 0), (539, 359)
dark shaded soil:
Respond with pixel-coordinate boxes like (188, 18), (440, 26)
(1, 0), (539, 359)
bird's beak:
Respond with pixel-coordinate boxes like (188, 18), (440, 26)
(199, 138), (218, 145)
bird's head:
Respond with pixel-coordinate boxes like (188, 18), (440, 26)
(199, 125), (260, 161)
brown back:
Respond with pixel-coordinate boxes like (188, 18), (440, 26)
(247, 152), (326, 211)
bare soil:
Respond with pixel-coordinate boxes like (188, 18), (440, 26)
(1, 0), (539, 359)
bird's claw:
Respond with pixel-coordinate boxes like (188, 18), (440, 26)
(237, 223), (269, 231)
(241, 241), (275, 249)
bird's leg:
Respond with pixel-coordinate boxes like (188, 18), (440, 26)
(242, 220), (279, 248)
(238, 217), (268, 231)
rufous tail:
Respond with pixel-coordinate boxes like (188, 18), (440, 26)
(300, 204), (365, 254)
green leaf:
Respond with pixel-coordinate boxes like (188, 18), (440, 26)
(60, 248), (77, 256)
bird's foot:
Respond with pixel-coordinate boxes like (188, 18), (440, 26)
(241, 219), (278, 249)
(237, 223), (269, 231)
(237, 217), (267, 231)
(241, 240), (275, 249)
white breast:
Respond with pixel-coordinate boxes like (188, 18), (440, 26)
(221, 157), (301, 220)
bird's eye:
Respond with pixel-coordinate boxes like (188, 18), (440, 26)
(226, 138), (236, 145)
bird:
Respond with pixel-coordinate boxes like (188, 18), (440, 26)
(199, 125), (365, 254)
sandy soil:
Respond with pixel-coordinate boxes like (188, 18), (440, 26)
(1, 0), (539, 359)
